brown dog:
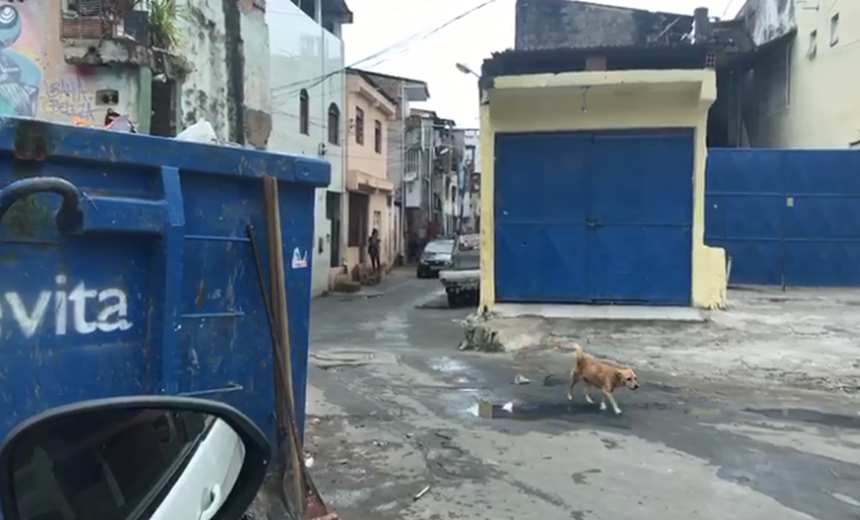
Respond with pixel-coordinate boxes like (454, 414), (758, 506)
(566, 343), (638, 415)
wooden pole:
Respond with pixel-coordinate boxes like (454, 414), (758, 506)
(263, 176), (305, 516)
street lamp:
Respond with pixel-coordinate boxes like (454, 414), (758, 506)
(455, 62), (479, 78)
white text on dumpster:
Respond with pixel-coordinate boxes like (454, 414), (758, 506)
(0, 275), (133, 338)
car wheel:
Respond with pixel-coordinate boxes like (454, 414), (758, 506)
(446, 290), (458, 308)
(416, 268), (425, 279)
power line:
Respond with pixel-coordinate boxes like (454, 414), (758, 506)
(270, 0), (499, 99)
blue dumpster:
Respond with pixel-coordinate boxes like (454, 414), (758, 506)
(0, 118), (328, 450)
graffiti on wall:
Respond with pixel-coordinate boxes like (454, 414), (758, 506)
(0, 4), (41, 117)
(42, 77), (96, 120)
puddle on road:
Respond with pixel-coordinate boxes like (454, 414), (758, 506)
(745, 408), (860, 430)
(430, 356), (470, 373)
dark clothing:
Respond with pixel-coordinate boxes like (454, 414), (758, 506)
(368, 236), (380, 255)
(368, 235), (381, 273)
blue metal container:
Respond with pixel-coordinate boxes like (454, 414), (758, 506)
(0, 118), (329, 448)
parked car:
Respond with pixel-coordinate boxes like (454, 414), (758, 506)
(416, 238), (456, 278)
(439, 234), (480, 307)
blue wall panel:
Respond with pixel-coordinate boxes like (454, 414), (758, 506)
(706, 148), (860, 287)
(495, 129), (694, 304)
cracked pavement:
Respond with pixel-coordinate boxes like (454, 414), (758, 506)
(304, 270), (860, 520)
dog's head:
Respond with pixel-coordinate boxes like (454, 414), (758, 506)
(616, 368), (639, 390)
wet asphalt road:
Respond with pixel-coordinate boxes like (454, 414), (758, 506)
(305, 269), (860, 520)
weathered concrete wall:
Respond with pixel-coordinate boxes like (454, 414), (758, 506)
(515, 0), (694, 51)
(740, 0), (860, 147)
(0, 1), (138, 125)
(737, 0), (796, 46)
(175, 0), (270, 146)
(239, 3), (272, 149)
(176, 0), (231, 141)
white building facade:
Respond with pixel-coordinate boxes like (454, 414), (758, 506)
(462, 129), (481, 233)
(267, 0), (353, 296)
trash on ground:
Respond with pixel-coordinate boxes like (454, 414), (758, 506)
(501, 401), (514, 413)
(414, 485), (431, 501)
(176, 119), (218, 143)
(513, 374), (530, 385)
(478, 399), (493, 418)
(304, 452), (315, 468)
(459, 312), (504, 352)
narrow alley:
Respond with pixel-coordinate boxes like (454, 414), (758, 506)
(306, 271), (860, 520)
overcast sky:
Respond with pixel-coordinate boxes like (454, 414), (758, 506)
(342, 0), (745, 127)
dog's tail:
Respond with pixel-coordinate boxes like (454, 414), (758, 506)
(572, 343), (585, 364)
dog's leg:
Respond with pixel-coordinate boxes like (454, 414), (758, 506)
(566, 372), (579, 401)
(582, 383), (594, 404)
(601, 389), (622, 415)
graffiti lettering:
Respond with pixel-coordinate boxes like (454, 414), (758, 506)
(42, 77), (96, 120)
(0, 275), (133, 338)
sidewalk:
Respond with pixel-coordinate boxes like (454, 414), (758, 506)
(316, 266), (418, 300)
(475, 287), (860, 394)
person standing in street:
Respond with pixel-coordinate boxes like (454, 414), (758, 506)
(368, 229), (381, 274)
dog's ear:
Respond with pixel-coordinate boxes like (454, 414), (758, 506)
(613, 370), (625, 387)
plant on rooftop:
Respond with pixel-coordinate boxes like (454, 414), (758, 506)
(149, 0), (191, 50)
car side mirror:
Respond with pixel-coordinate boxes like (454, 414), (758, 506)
(0, 396), (271, 520)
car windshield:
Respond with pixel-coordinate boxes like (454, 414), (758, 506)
(458, 234), (479, 251)
(425, 240), (454, 254)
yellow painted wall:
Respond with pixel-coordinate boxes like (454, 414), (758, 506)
(345, 73), (396, 273)
(479, 70), (727, 310)
(767, 3), (860, 148)
(346, 74), (396, 180)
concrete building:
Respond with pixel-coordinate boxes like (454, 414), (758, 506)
(344, 68), (398, 276)
(1, 0), (270, 143)
(733, 0), (858, 148)
(479, 43), (727, 311)
(400, 108), (458, 257)
(356, 71), (430, 264)
(403, 110), (436, 252)
(463, 128), (481, 233)
(267, 0), (353, 296)
(516, 0), (859, 149)
(440, 128), (466, 236)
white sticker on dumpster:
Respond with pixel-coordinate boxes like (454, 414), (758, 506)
(291, 247), (308, 269)
(0, 275), (132, 338)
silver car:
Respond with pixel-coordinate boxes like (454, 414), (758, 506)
(417, 239), (455, 278)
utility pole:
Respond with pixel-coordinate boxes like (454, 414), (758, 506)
(399, 83), (407, 263)
(445, 127), (453, 237)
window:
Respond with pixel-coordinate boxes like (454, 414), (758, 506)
(808, 30), (818, 58)
(830, 13), (839, 46)
(374, 120), (382, 153)
(327, 103), (340, 145)
(299, 89), (309, 135)
(10, 407), (213, 520)
(354, 107), (364, 145)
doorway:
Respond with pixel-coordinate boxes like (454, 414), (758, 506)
(150, 78), (177, 137)
(326, 191), (342, 268)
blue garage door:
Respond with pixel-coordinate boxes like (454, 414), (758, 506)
(494, 129), (694, 305)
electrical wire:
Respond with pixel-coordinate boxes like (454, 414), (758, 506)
(270, 0), (499, 99)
